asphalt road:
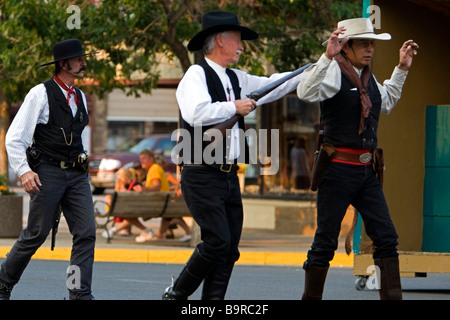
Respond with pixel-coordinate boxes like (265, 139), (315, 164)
(4, 259), (449, 301)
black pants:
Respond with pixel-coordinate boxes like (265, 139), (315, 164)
(181, 166), (243, 265)
(307, 162), (398, 267)
(0, 163), (96, 299)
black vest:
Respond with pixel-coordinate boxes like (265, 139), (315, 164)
(178, 59), (249, 164)
(33, 79), (89, 162)
(321, 72), (381, 149)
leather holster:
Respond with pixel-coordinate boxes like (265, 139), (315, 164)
(373, 148), (384, 186)
(310, 143), (335, 191)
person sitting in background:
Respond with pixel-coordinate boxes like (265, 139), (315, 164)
(132, 149), (170, 242)
(133, 149), (169, 192)
(131, 161), (147, 184)
(153, 153), (192, 242)
(102, 167), (154, 239)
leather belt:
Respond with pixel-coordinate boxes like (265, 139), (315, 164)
(39, 153), (77, 169)
(182, 163), (239, 173)
(332, 149), (373, 165)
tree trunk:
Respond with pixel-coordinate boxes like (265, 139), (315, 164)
(160, 0), (197, 72)
(0, 90), (10, 177)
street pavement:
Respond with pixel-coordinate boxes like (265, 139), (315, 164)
(0, 191), (449, 304)
(4, 259), (449, 301)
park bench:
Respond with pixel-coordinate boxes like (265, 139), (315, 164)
(94, 191), (195, 244)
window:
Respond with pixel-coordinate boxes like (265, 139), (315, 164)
(240, 95), (319, 199)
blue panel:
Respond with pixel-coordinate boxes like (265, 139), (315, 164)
(422, 216), (450, 252)
(352, 213), (363, 254)
(423, 167), (450, 217)
(423, 105), (450, 253)
(425, 106), (450, 167)
(362, 0), (371, 18)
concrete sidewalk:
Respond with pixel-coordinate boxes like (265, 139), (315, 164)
(0, 191), (353, 268)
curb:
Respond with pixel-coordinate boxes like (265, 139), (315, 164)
(0, 246), (354, 267)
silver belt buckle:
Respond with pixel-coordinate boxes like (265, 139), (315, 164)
(359, 152), (372, 164)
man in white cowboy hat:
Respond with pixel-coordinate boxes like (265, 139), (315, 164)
(297, 18), (419, 300)
(163, 10), (304, 300)
(0, 39), (98, 300)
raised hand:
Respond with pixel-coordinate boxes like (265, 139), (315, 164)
(325, 27), (349, 59)
(397, 40), (419, 71)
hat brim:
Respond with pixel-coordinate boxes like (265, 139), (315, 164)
(187, 25), (258, 51)
(322, 32), (391, 46)
(40, 51), (99, 67)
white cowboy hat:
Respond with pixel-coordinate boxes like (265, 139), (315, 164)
(322, 18), (391, 46)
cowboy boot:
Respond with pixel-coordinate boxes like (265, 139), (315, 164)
(162, 248), (215, 300)
(0, 281), (13, 300)
(301, 261), (329, 300)
(201, 261), (235, 300)
(374, 256), (402, 300)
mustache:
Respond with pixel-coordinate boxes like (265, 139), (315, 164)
(236, 49), (243, 56)
(76, 66), (87, 74)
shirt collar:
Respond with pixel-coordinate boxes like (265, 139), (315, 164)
(353, 66), (363, 77)
(205, 57), (227, 75)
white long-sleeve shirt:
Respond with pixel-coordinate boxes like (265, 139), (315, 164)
(6, 80), (88, 177)
(176, 58), (303, 160)
(296, 53), (408, 114)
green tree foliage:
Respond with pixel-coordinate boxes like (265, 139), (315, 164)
(1, 0), (362, 101)
(0, 0), (361, 175)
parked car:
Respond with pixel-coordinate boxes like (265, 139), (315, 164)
(89, 133), (176, 194)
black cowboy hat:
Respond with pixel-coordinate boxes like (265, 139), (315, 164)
(40, 38), (99, 67)
(187, 11), (258, 51)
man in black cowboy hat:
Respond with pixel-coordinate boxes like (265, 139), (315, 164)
(1, 39), (98, 300)
(163, 10), (304, 300)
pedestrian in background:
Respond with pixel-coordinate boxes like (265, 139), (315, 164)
(290, 137), (311, 190)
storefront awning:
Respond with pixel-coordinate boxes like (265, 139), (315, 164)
(107, 88), (179, 122)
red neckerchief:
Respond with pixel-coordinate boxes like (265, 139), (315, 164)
(334, 54), (372, 135)
(53, 75), (79, 107)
